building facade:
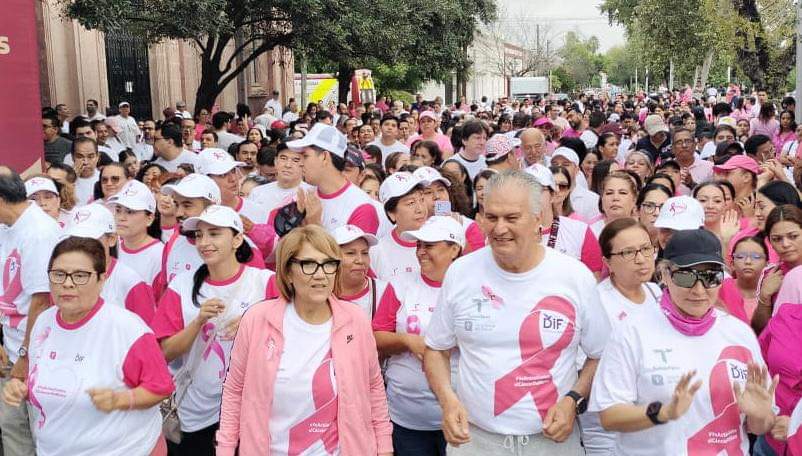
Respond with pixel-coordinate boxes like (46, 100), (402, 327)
(36, 0), (294, 120)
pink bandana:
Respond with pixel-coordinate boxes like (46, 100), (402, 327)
(660, 289), (716, 336)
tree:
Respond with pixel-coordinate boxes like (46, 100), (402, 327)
(603, 44), (637, 87)
(556, 32), (605, 90)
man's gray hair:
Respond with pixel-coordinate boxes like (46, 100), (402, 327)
(484, 170), (542, 216)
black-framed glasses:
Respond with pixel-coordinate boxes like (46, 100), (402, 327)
(670, 269), (724, 289)
(290, 259), (340, 275)
(640, 202), (664, 214)
(609, 244), (655, 261)
(48, 270), (96, 285)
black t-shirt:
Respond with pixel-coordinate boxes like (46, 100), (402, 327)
(635, 136), (672, 162)
(44, 136), (72, 164)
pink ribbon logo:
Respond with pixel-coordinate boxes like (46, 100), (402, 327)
(494, 296), (576, 420)
(0, 249), (25, 329)
(687, 345), (752, 454)
(481, 285), (505, 310)
(200, 323), (226, 379)
(28, 364), (46, 429)
(288, 351), (338, 455)
(406, 315), (420, 335)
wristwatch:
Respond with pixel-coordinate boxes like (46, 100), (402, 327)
(565, 390), (587, 415)
(17, 346), (28, 358)
(646, 401), (666, 425)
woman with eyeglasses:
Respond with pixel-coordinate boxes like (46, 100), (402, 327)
(96, 162), (131, 202)
(217, 225), (393, 456)
(373, 216), (464, 455)
(753, 205), (802, 333)
(582, 218), (661, 454)
(718, 234), (768, 325)
(589, 229), (778, 455)
(2, 236), (173, 456)
(637, 183), (673, 247)
(111, 180), (164, 285)
(151, 205), (276, 455)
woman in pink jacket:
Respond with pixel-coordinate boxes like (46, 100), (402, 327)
(217, 225), (393, 456)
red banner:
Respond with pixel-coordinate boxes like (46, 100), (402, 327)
(0, 0), (44, 174)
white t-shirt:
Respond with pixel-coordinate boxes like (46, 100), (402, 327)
(28, 302), (167, 456)
(153, 150), (199, 173)
(119, 238), (163, 285)
(371, 230), (419, 281)
(317, 182), (380, 235)
(234, 196), (269, 224)
(589, 305), (764, 456)
(425, 247), (610, 435)
(101, 258), (156, 324)
(446, 153), (487, 180)
(0, 203), (60, 363)
(269, 304), (339, 455)
(248, 181), (314, 214)
(133, 142), (155, 162)
(338, 278), (388, 319)
(570, 185), (601, 222)
(75, 170), (100, 206)
(367, 140), (409, 164)
(151, 266), (275, 432)
(215, 131), (245, 152)
(540, 216), (603, 274)
(113, 115), (141, 149)
(580, 129), (599, 150)
(373, 274), (456, 430)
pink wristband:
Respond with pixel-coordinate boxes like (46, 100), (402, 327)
(127, 389), (135, 410)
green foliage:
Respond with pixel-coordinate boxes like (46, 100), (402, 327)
(603, 44), (636, 87)
(556, 32), (606, 90)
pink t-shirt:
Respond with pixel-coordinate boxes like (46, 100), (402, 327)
(774, 265), (802, 316)
(406, 133), (453, 154)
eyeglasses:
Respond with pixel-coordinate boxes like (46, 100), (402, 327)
(290, 259), (340, 275)
(640, 202), (664, 214)
(102, 176), (122, 184)
(609, 244), (655, 261)
(48, 270), (96, 285)
(733, 252), (766, 261)
(557, 183), (570, 191)
(670, 269), (724, 289)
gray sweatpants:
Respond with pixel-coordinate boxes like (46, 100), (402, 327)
(0, 374), (35, 456)
(447, 423), (583, 456)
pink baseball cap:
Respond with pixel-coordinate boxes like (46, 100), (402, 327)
(419, 111), (438, 122)
(533, 117), (553, 128)
(713, 155), (760, 175)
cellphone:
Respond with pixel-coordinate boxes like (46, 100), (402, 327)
(434, 200), (452, 216)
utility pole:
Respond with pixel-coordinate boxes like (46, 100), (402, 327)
(669, 59), (674, 91)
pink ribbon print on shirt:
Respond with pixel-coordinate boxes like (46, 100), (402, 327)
(494, 296), (576, 420)
(200, 323), (227, 379)
(28, 364), (46, 429)
(0, 249), (25, 329)
(288, 350), (338, 455)
(481, 285), (505, 310)
(686, 345), (753, 454)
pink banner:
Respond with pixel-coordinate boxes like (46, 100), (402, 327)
(0, 0), (44, 174)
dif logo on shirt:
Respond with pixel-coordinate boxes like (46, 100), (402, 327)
(726, 360), (748, 382)
(538, 309), (573, 346)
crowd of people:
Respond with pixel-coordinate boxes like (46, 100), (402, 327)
(2, 86), (801, 455)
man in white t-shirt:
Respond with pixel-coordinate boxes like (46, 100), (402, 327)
(112, 101), (141, 148)
(0, 168), (61, 455)
(83, 98), (105, 122)
(424, 170), (610, 454)
(551, 147), (601, 222)
(71, 137), (101, 205)
(212, 112), (245, 151)
(368, 114), (410, 163)
(264, 90), (283, 120)
(134, 119), (156, 162)
(248, 144), (312, 214)
(288, 123), (381, 235)
(198, 148), (267, 224)
(445, 119), (487, 180)
(153, 123), (200, 172)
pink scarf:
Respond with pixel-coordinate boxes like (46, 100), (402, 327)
(660, 289), (716, 336)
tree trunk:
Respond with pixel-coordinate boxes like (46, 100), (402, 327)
(195, 65), (225, 114)
(337, 65), (353, 105)
(698, 50), (714, 93)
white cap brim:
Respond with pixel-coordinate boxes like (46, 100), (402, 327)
(400, 226), (464, 247)
(182, 215), (243, 233)
(336, 231), (378, 247)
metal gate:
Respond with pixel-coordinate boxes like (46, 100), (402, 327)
(104, 31), (153, 120)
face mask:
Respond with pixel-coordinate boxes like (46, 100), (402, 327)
(659, 289), (716, 336)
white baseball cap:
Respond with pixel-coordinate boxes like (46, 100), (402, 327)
(331, 224), (378, 247)
(198, 148), (245, 175)
(654, 195), (705, 231)
(379, 172), (423, 204)
(400, 216), (465, 248)
(65, 203), (116, 239)
(413, 166), (451, 187)
(25, 177), (58, 197)
(485, 134), (516, 161)
(108, 180), (156, 213)
(551, 147), (580, 166)
(182, 205), (244, 233)
(524, 164), (557, 191)
(286, 123), (347, 157)
(161, 173), (221, 204)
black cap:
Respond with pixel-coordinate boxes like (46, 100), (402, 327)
(344, 145), (365, 170)
(663, 229), (725, 267)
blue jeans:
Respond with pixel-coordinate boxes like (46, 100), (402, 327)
(752, 435), (778, 456)
(392, 421), (446, 456)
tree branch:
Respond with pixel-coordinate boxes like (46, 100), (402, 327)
(218, 35), (293, 89)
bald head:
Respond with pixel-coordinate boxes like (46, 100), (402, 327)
(520, 128), (547, 166)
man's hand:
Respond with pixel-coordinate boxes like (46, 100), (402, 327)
(0, 346), (9, 375)
(543, 396), (577, 442)
(297, 189), (322, 226)
(10, 357), (28, 382)
(441, 398), (471, 446)
(2, 378), (27, 407)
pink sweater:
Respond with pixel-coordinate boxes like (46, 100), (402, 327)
(216, 296), (393, 456)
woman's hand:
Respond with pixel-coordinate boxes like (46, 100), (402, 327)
(405, 334), (426, 361)
(734, 363), (778, 422)
(239, 215), (254, 234)
(195, 298), (225, 326)
(771, 415), (790, 441)
(219, 316), (242, 341)
(759, 267), (784, 302)
(661, 371), (702, 422)
(297, 189), (322, 226)
(719, 209), (740, 245)
(86, 388), (118, 413)
(736, 193), (755, 218)
(2, 378), (28, 407)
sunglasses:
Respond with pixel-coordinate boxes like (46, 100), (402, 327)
(274, 201), (305, 237)
(670, 268), (724, 289)
(102, 176), (122, 184)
